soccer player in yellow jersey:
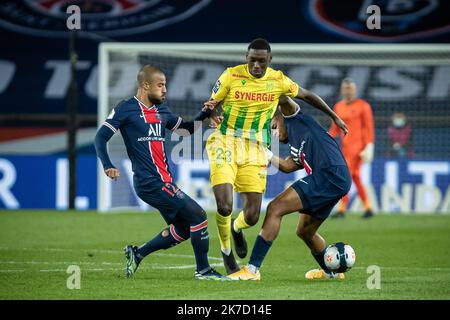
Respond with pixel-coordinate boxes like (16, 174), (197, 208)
(205, 39), (348, 274)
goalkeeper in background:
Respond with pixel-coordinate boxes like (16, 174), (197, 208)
(205, 38), (348, 274)
(329, 78), (375, 218)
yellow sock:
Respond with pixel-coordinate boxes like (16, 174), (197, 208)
(216, 213), (231, 255)
(233, 210), (251, 232)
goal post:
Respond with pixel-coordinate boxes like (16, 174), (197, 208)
(97, 43), (450, 213)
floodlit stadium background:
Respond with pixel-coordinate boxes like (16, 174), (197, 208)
(0, 0), (449, 214)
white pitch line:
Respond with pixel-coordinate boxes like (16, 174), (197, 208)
(352, 266), (450, 271)
(0, 261), (225, 273)
(38, 263), (224, 273)
(2, 259), (450, 272)
(5, 248), (448, 272)
(153, 252), (223, 261)
(39, 268), (116, 273)
(0, 247), (223, 261)
(0, 261), (131, 266)
(0, 261), (106, 265)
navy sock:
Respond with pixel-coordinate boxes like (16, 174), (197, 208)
(136, 226), (183, 261)
(190, 221), (210, 272)
(312, 249), (332, 273)
(190, 221), (210, 273)
(249, 235), (273, 269)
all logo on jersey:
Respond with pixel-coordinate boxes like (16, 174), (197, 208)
(137, 122), (163, 142)
(148, 123), (162, 137)
(308, 0), (450, 41)
(0, 0), (211, 38)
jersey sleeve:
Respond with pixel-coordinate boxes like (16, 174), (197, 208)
(210, 68), (231, 101)
(361, 102), (375, 145)
(160, 105), (182, 131)
(102, 102), (128, 134)
(281, 72), (300, 98)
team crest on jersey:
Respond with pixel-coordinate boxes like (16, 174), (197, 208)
(266, 81), (274, 91)
(0, 0), (211, 38)
(308, 0), (450, 41)
(289, 84), (297, 94)
(213, 79), (221, 93)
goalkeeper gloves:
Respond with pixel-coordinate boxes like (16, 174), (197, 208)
(360, 143), (374, 163)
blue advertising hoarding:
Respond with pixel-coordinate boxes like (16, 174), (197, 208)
(1, 155), (449, 213)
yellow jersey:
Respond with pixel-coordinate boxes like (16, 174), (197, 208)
(211, 64), (299, 144)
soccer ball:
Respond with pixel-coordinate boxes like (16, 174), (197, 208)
(324, 242), (356, 273)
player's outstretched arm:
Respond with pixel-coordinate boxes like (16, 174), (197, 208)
(279, 96), (299, 116)
(203, 99), (223, 128)
(94, 127), (120, 180)
(266, 149), (303, 173)
(172, 105), (214, 136)
(296, 87), (348, 135)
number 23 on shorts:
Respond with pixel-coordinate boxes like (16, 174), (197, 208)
(215, 147), (232, 165)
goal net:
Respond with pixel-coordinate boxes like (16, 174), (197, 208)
(97, 43), (450, 213)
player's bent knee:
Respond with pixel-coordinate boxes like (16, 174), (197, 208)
(217, 202), (233, 217)
(266, 201), (282, 217)
(296, 228), (314, 240)
(244, 212), (260, 226)
(194, 207), (207, 221)
(192, 211), (207, 226)
(181, 198), (207, 225)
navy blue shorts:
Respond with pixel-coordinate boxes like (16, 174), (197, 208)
(291, 165), (351, 220)
(136, 181), (192, 225)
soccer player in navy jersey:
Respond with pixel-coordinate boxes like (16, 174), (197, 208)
(94, 65), (229, 281)
(228, 96), (351, 281)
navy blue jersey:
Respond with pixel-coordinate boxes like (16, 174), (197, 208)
(284, 107), (347, 174)
(102, 96), (182, 187)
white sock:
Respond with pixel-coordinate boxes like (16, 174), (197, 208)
(221, 247), (231, 256)
(232, 220), (240, 233)
(247, 264), (259, 274)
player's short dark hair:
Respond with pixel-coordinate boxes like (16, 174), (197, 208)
(137, 64), (163, 85)
(248, 38), (271, 52)
(341, 78), (355, 85)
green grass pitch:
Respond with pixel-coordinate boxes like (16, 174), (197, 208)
(0, 210), (449, 299)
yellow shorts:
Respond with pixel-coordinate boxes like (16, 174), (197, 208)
(206, 131), (269, 193)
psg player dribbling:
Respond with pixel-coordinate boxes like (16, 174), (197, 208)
(95, 65), (229, 281)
